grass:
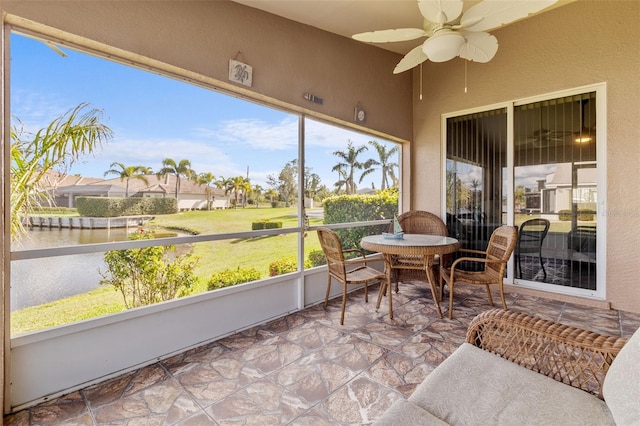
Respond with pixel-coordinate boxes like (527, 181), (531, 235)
(13, 208), (593, 334)
(12, 207), (325, 334)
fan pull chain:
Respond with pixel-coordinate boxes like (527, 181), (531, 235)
(464, 60), (468, 93)
(419, 63), (423, 100)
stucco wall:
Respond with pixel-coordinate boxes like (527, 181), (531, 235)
(412, 0), (640, 313)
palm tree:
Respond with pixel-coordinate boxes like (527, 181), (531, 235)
(225, 176), (249, 208)
(252, 184), (263, 207)
(331, 140), (371, 194)
(10, 103), (112, 238)
(239, 178), (252, 208)
(197, 172), (216, 210)
(103, 162), (150, 197)
(368, 140), (399, 190)
(156, 158), (194, 201)
(264, 188), (278, 204)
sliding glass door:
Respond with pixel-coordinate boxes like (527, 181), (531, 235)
(445, 88), (602, 296)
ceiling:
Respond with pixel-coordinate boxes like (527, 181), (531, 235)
(231, 0), (573, 56)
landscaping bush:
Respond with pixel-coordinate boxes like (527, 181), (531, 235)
(76, 197), (177, 217)
(308, 249), (326, 267)
(558, 209), (572, 221)
(99, 230), (199, 308)
(207, 267), (262, 290)
(269, 257), (312, 276)
(578, 209), (596, 221)
(251, 220), (283, 230)
(323, 188), (398, 249)
(32, 206), (78, 215)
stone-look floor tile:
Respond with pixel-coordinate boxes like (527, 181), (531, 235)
(24, 391), (89, 426)
(174, 411), (217, 425)
(206, 377), (309, 424)
(173, 353), (263, 406)
(234, 337), (306, 376)
(320, 376), (402, 424)
(3, 409), (30, 426)
(280, 321), (344, 351)
(318, 334), (388, 372)
(620, 310), (640, 337)
(509, 295), (566, 322)
(82, 372), (137, 409)
(351, 321), (416, 350)
(559, 303), (623, 336)
(288, 407), (335, 426)
(366, 351), (436, 397)
(92, 378), (198, 425)
(274, 352), (355, 405)
(5, 282), (637, 425)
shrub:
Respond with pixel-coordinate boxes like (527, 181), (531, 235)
(99, 230), (199, 308)
(76, 197), (177, 217)
(207, 267), (262, 290)
(308, 249), (326, 267)
(558, 209), (572, 221)
(32, 206), (78, 215)
(323, 188), (398, 249)
(578, 209), (596, 221)
(251, 220), (283, 230)
(268, 257), (312, 276)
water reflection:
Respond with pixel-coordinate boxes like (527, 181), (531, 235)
(13, 228), (139, 311)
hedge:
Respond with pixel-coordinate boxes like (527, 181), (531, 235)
(76, 197), (178, 217)
(323, 188), (398, 249)
(207, 267), (262, 290)
(558, 209), (596, 221)
(251, 220), (283, 230)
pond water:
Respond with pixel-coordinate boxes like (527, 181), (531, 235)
(11, 228), (168, 311)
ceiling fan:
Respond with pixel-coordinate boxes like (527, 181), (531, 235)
(352, 0), (558, 74)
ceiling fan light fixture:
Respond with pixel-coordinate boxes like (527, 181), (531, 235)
(422, 30), (465, 62)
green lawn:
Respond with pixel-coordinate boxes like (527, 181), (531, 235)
(12, 207), (325, 335)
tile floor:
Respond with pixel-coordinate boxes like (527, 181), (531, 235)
(5, 282), (640, 425)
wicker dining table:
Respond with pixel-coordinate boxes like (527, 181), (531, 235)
(361, 233), (459, 319)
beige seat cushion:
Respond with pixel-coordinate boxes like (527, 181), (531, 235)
(409, 343), (614, 425)
(603, 326), (640, 425)
(373, 398), (448, 426)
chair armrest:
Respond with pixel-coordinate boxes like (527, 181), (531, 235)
(449, 256), (504, 270)
(466, 309), (628, 398)
(458, 248), (486, 256)
(343, 248), (373, 266)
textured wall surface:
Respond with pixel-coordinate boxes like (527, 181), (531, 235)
(412, 1), (640, 312)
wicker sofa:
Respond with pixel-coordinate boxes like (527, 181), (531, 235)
(375, 309), (639, 425)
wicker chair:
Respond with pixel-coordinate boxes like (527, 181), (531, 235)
(389, 211), (449, 293)
(440, 225), (518, 319)
(317, 227), (386, 325)
(516, 218), (550, 279)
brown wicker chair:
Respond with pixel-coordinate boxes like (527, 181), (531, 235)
(440, 225), (518, 318)
(317, 227), (386, 325)
(389, 211), (448, 292)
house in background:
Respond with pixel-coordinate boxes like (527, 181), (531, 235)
(43, 171), (230, 210)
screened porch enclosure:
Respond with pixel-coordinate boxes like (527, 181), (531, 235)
(445, 90), (599, 293)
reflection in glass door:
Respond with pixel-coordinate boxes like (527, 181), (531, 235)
(514, 92), (597, 290)
(445, 108), (508, 253)
(445, 90), (599, 293)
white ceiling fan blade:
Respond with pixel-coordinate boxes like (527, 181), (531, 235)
(393, 45), (429, 74)
(418, 0), (463, 24)
(458, 31), (498, 63)
(353, 27), (427, 43)
(460, 0), (558, 32)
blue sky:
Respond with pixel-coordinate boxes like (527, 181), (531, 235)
(10, 32), (396, 191)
